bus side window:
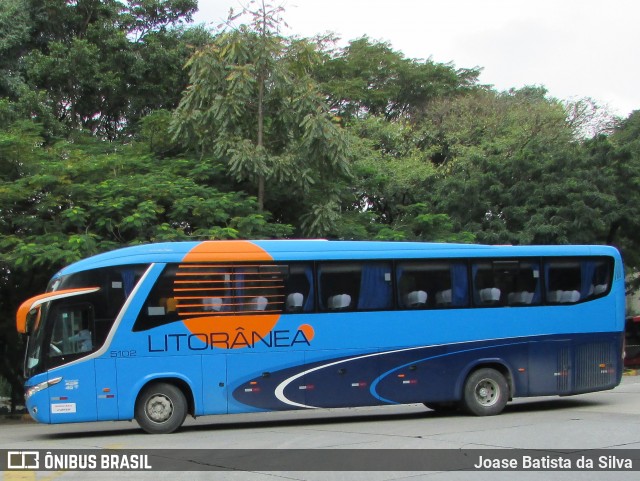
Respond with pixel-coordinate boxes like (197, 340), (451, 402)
(473, 260), (541, 307)
(397, 262), (432, 309)
(472, 262), (502, 306)
(545, 260), (582, 304)
(397, 261), (468, 309)
(235, 265), (286, 313)
(506, 262), (541, 306)
(318, 262), (361, 311)
(545, 258), (612, 304)
(283, 263), (314, 313)
(318, 262), (391, 312)
(583, 259), (611, 299)
(133, 265), (182, 332)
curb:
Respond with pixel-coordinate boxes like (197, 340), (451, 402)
(623, 368), (638, 376)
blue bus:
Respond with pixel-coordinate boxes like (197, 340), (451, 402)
(17, 240), (625, 433)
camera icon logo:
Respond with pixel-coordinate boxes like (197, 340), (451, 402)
(7, 451), (40, 470)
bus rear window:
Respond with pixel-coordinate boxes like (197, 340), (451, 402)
(545, 258), (611, 304)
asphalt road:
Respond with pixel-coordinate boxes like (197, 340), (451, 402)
(1, 375), (640, 481)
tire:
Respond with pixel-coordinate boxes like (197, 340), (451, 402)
(462, 368), (509, 416)
(135, 382), (188, 434)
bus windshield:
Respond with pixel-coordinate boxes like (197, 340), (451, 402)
(24, 303), (49, 375)
(23, 265), (148, 378)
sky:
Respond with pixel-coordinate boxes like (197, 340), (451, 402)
(192, 0), (639, 118)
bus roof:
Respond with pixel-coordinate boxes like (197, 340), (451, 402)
(54, 240), (621, 278)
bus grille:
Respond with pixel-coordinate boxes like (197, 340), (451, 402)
(557, 347), (570, 392)
(575, 342), (616, 390)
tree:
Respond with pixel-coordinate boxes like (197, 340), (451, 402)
(407, 87), (640, 261)
(315, 36), (481, 121)
(0, 117), (293, 411)
(1, 0), (207, 139)
(336, 114), (475, 242)
(0, 0), (31, 97)
(171, 1), (352, 236)
(585, 111), (640, 272)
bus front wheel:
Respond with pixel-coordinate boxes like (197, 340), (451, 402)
(462, 368), (509, 416)
(135, 382), (187, 434)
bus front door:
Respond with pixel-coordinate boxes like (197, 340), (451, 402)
(48, 361), (98, 423)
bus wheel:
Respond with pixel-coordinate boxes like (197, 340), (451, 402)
(135, 382), (187, 434)
(462, 368), (509, 416)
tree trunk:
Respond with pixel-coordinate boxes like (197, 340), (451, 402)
(257, 67), (265, 211)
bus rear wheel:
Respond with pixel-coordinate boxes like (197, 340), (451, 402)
(462, 368), (509, 416)
(135, 382), (187, 434)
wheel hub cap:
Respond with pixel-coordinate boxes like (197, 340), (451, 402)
(147, 394), (173, 423)
(476, 380), (498, 406)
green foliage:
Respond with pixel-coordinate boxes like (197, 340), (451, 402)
(339, 115), (473, 242)
(412, 88), (636, 252)
(0, 0), (30, 102)
(2, 0), (207, 138)
(123, 0), (199, 37)
(0, 123), (293, 408)
(589, 112), (640, 270)
(0, 0), (30, 71)
(1, 133), (292, 250)
(0, 119), (45, 181)
(316, 36), (481, 121)
(172, 2), (353, 234)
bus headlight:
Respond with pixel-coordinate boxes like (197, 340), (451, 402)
(25, 377), (62, 400)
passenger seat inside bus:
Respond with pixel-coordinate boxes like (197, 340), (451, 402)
(479, 287), (501, 305)
(249, 296), (268, 311)
(547, 290), (581, 303)
(404, 290), (427, 308)
(203, 297), (223, 311)
(286, 293), (304, 312)
(328, 294), (351, 310)
(435, 289), (452, 307)
(507, 291), (534, 305)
